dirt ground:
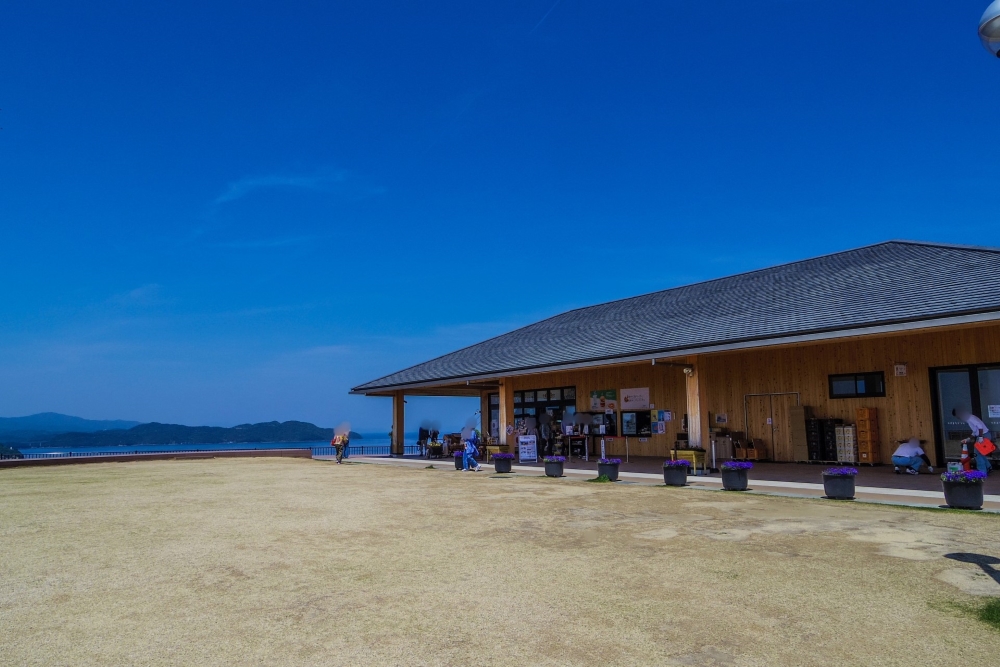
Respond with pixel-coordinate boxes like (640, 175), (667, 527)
(2, 459), (999, 666)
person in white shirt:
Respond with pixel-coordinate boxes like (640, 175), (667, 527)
(954, 408), (993, 475)
(891, 438), (926, 475)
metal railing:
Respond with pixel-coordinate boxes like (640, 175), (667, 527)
(311, 444), (420, 458)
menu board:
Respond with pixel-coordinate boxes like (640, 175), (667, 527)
(518, 435), (538, 463)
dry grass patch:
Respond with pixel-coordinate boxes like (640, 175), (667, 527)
(2, 458), (999, 666)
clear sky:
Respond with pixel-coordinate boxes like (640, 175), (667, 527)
(2, 1), (999, 432)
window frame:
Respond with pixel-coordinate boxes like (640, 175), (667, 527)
(828, 371), (886, 399)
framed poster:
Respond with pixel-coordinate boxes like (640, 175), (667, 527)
(513, 392), (522, 404)
(536, 390), (548, 402)
(590, 389), (617, 411)
(621, 387), (650, 411)
(524, 391), (535, 403)
(518, 435), (538, 463)
(549, 388), (562, 401)
(622, 412), (637, 436)
(564, 387), (576, 400)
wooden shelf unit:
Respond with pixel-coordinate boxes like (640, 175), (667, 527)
(856, 407), (880, 464)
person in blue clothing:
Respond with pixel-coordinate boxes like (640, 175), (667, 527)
(462, 426), (482, 472)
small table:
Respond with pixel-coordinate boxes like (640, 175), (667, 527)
(672, 448), (707, 475)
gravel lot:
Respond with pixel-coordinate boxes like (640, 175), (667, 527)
(2, 458), (999, 666)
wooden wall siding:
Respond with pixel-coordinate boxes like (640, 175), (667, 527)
(507, 364), (688, 457)
(700, 323), (1000, 464)
(485, 322), (1000, 463)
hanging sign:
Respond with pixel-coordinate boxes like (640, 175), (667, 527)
(621, 387), (650, 411)
(518, 435), (538, 463)
(505, 424), (514, 435)
(590, 389), (618, 411)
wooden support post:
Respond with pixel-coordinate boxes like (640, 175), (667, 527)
(685, 362), (710, 450)
(391, 391), (405, 456)
(498, 378), (514, 451)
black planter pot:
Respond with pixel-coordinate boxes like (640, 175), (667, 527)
(455, 456), (464, 470)
(721, 469), (749, 491)
(663, 466), (688, 487)
(597, 463), (619, 481)
(822, 474), (856, 500)
(544, 461), (564, 478)
(494, 458), (512, 474)
(942, 481), (984, 510)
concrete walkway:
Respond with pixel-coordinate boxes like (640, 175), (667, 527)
(323, 455), (1000, 512)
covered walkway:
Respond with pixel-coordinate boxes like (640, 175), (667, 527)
(325, 454), (1000, 511)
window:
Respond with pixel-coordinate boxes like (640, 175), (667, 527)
(829, 372), (885, 399)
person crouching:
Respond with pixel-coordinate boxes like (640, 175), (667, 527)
(891, 437), (928, 475)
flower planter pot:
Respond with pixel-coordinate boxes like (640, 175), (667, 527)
(662, 466), (688, 487)
(544, 461), (564, 478)
(597, 462), (619, 481)
(454, 456), (464, 470)
(822, 474), (856, 500)
(721, 469), (748, 491)
(494, 458), (512, 474)
(942, 480), (984, 510)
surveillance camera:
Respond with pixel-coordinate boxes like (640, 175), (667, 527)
(980, 0), (1000, 57)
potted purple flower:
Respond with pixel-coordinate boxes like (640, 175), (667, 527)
(662, 459), (691, 486)
(544, 456), (566, 478)
(493, 452), (515, 474)
(597, 458), (621, 481)
(941, 470), (986, 510)
(720, 461), (752, 491)
(454, 451), (465, 470)
(822, 467), (858, 500)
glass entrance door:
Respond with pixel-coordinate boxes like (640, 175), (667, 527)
(935, 370), (973, 460)
(932, 364), (1000, 461)
(978, 367), (1000, 438)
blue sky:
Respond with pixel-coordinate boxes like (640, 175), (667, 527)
(1, 1), (998, 432)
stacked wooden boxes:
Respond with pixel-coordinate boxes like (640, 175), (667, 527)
(805, 418), (823, 461)
(821, 419), (842, 461)
(835, 425), (857, 463)
(856, 407), (880, 464)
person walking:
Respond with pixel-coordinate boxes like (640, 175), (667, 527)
(333, 432), (350, 464)
(954, 408), (994, 475)
(463, 430), (482, 472)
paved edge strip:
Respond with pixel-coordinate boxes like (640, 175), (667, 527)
(334, 456), (1000, 509)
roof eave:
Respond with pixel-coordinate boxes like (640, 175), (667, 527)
(350, 309), (1000, 395)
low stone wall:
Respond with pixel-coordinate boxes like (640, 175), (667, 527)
(0, 448), (313, 469)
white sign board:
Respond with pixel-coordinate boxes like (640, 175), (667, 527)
(989, 405), (1000, 419)
(518, 435), (538, 463)
(620, 387), (650, 411)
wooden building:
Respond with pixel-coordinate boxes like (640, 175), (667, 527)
(352, 242), (1000, 466)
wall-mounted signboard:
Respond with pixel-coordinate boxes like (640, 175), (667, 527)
(621, 387), (650, 411)
(590, 389), (618, 411)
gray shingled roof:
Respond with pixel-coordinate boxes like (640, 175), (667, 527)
(353, 241), (1000, 393)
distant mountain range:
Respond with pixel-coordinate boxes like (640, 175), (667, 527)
(0, 412), (142, 442)
(0, 413), (362, 447)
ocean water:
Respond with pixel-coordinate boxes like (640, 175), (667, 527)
(16, 432), (407, 457)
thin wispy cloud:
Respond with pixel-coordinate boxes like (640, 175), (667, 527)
(214, 170), (349, 204)
(109, 284), (163, 307)
(531, 0), (563, 33)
